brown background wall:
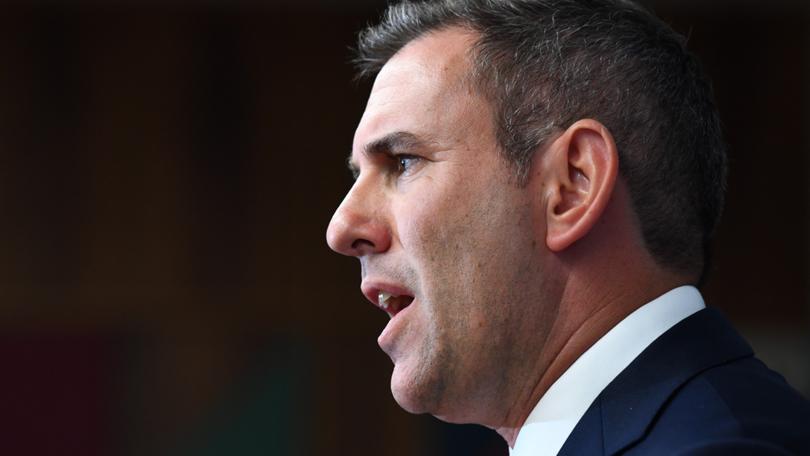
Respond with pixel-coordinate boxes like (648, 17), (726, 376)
(0, 1), (807, 455)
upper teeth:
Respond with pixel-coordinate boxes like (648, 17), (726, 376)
(379, 291), (398, 310)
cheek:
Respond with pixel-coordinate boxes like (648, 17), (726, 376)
(392, 183), (482, 330)
(393, 169), (537, 311)
(396, 179), (521, 292)
(395, 179), (467, 254)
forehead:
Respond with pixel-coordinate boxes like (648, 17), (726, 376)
(374, 27), (476, 96)
(352, 28), (481, 155)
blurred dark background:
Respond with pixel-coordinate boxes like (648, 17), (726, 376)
(0, 0), (807, 455)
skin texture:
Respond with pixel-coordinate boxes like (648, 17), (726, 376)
(326, 27), (688, 447)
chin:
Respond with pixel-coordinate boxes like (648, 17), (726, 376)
(390, 361), (445, 416)
(390, 372), (429, 414)
(392, 385), (474, 425)
(391, 389), (424, 415)
(390, 368), (491, 426)
(390, 366), (472, 424)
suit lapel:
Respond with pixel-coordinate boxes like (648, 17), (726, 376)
(558, 308), (753, 455)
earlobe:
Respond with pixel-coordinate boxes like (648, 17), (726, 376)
(545, 119), (618, 252)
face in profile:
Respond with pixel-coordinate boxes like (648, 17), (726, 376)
(326, 28), (561, 425)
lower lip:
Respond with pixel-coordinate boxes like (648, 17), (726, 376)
(377, 300), (416, 351)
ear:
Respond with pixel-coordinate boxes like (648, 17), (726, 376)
(543, 119), (619, 252)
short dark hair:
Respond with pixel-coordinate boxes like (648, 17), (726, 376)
(354, 0), (728, 281)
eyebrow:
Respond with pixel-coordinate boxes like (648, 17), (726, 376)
(346, 131), (434, 177)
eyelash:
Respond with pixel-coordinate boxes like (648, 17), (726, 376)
(349, 154), (423, 181)
(394, 154), (419, 174)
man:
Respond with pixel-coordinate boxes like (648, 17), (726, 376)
(326, 0), (810, 454)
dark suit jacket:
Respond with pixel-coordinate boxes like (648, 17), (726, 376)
(558, 308), (810, 455)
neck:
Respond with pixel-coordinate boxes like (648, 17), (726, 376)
(493, 180), (696, 447)
(494, 252), (690, 448)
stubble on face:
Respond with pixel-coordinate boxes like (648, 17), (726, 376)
(406, 176), (555, 425)
(355, 28), (563, 427)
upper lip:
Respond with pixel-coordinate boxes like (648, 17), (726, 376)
(361, 280), (415, 314)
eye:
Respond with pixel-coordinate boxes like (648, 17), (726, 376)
(394, 154), (421, 175)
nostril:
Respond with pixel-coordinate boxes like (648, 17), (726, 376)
(351, 238), (376, 253)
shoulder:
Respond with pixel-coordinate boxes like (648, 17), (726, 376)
(628, 355), (810, 455)
(673, 439), (796, 455)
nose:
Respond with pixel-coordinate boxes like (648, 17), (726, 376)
(326, 182), (391, 257)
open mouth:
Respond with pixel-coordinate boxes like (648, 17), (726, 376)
(378, 291), (414, 318)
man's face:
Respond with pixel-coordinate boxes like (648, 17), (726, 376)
(327, 29), (561, 424)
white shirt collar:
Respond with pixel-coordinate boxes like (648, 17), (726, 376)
(510, 286), (706, 456)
